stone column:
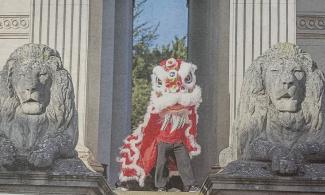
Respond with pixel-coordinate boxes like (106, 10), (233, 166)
(30, 0), (100, 171)
(219, 0), (296, 166)
(188, 0), (230, 183)
(96, 0), (133, 185)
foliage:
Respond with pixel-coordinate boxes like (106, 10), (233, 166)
(131, 1), (188, 129)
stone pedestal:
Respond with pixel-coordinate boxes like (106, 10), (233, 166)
(203, 161), (325, 195)
(0, 159), (113, 195)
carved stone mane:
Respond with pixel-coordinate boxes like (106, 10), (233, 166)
(237, 43), (325, 175)
(0, 43), (78, 169)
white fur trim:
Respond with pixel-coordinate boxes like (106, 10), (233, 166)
(118, 83), (202, 186)
(151, 86), (202, 113)
(117, 105), (154, 187)
(185, 106), (201, 158)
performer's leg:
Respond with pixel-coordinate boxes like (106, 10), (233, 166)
(155, 142), (170, 188)
(173, 143), (196, 186)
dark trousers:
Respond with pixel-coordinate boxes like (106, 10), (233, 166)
(155, 142), (196, 188)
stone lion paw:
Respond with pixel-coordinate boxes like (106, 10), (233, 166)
(28, 150), (55, 168)
(271, 146), (305, 175)
(0, 139), (16, 166)
(28, 138), (59, 168)
(272, 154), (299, 175)
(279, 158), (298, 175)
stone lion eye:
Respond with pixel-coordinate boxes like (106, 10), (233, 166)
(39, 72), (48, 77)
(270, 68), (279, 72)
(185, 72), (193, 84)
(294, 70), (304, 80)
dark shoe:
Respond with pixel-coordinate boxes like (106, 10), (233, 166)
(184, 185), (200, 192)
(189, 185), (200, 192)
(157, 187), (167, 192)
(115, 181), (128, 191)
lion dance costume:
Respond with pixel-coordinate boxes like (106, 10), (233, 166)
(117, 58), (202, 188)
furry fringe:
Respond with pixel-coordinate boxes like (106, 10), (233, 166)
(117, 85), (202, 186)
(117, 105), (154, 187)
(151, 86), (202, 113)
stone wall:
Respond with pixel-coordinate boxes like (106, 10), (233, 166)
(297, 0), (325, 73)
(0, 0), (31, 67)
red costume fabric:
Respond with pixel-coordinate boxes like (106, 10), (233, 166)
(117, 58), (201, 187)
(118, 105), (200, 186)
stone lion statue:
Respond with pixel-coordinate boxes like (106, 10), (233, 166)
(237, 43), (325, 175)
(0, 43), (78, 169)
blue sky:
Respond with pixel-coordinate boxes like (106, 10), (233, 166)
(135, 0), (188, 47)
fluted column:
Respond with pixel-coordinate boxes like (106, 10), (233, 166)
(220, 0), (296, 166)
(31, 0), (100, 170)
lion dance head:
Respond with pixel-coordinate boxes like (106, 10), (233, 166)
(150, 58), (201, 113)
(0, 43), (78, 169)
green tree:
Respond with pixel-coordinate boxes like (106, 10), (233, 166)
(131, 0), (188, 129)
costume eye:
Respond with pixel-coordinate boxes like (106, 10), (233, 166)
(185, 72), (193, 84)
(156, 77), (162, 87)
(169, 71), (176, 78)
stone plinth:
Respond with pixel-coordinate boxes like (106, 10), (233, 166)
(115, 191), (202, 195)
(203, 160), (325, 195)
(0, 159), (113, 195)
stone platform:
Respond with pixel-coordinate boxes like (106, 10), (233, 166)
(115, 191), (202, 195)
(203, 160), (325, 195)
(0, 159), (113, 195)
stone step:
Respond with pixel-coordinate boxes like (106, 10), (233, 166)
(114, 191), (202, 195)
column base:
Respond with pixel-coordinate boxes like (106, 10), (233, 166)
(203, 160), (325, 195)
(0, 158), (112, 195)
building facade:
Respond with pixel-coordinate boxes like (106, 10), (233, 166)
(0, 0), (324, 186)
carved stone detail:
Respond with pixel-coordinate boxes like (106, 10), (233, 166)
(0, 43), (78, 170)
(0, 15), (29, 30)
(297, 15), (325, 31)
(236, 43), (325, 176)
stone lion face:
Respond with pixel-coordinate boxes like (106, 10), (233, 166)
(11, 61), (52, 115)
(265, 58), (306, 112)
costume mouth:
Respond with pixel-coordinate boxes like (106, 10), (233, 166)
(166, 104), (186, 111)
